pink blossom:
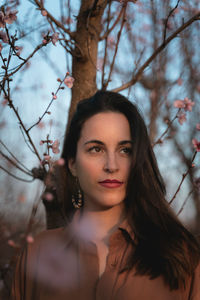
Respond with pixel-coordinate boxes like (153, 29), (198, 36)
(142, 24), (151, 31)
(41, 10), (47, 16)
(44, 155), (51, 161)
(37, 122), (45, 129)
(2, 98), (8, 106)
(173, 8), (179, 14)
(42, 38), (48, 45)
(97, 57), (103, 71)
(52, 140), (60, 154)
(56, 158), (65, 166)
(52, 32), (59, 45)
(184, 97), (195, 112)
(174, 97), (195, 112)
(0, 42), (2, 52)
(192, 139), (200, 152)
(15, 45), (23, 56)
(0, 30), (8, 43)
(4, 7), (18, 25)
(43, 192), (54, 201)
(64, 17), (73, 25)
(64, 76), (74, 88)
(107, 36), (115, 49)
(39, 140), (44, 145)
(196, 123), (200, 131)
(174, 100), (185, 109)
(53, 94), (57, 100)
(177, 78), (182, 86)
(178, 113), (186, 125)
(26, 235), (34, 243)
(8, 239), (17, 248)
(18, 193), (26, 203)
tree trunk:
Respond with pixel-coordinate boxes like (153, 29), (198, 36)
(69, 0), (108, 121)
(45, 0), (108, 229)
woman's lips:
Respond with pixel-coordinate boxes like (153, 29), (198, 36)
(98, 180), (123, 188)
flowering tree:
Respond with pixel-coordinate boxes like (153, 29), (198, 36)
(0, 0), (200, 297)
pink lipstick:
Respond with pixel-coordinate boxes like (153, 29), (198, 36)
(98, 179), (123, 188)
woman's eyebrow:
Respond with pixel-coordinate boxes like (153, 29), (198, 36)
(84, 140), (133, 146)
(118, 140), (133, 145)
(84, 140), (104, 145)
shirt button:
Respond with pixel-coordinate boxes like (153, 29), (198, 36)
(110, 259), (118, 268)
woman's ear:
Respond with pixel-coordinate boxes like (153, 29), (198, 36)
(68, 158), (77, 177)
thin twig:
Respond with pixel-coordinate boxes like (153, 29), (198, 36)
(112, 11), (200, 93)
(169, 151), (197, 205)
(100, 6), (124, 41)
(0, 140), (31, 173)
(0, 150), (32, 176)
(5, 43), (48, 79)
(33, 0), (75, 39)
(19, 126), (36, 155)
(27, 77), (66, 132)
(25, 186), (45, 235)
(177, 189), (193, 216)
(0, 165), (34, 182)
(101, 2), (112, 87)
(1, 85), (42, 161)
(103, 3), (127, 89)
(152, 109), (180, 147)
(163, 0), (181, 43)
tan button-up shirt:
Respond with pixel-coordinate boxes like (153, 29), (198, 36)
(12, 216), (200, 300)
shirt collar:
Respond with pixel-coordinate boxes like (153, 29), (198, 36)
(118, 218), (135, 241)
(70, 209), (135, 243)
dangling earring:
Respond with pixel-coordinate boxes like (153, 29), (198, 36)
(72, 178), (83, 209)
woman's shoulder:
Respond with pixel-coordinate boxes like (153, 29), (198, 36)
(27, 226), (72, 254)
(189, 261), (200, 299)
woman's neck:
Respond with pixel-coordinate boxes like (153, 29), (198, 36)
(74, 203), (125, 245)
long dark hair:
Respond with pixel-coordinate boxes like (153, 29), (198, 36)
(58, 90), (200, 290)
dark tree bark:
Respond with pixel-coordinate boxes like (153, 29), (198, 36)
(44, 0), (108, 229)
(69, 0), (108, 121)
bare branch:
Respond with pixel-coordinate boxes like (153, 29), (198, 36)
(103, 3), (127, 89)
(0, 84), (42, 162)
(152, 109), (180, 147)
(177, 189), (193, 216)
(163, 0), (181, 43)
(0, 150), (32, 176)
(0, 140), (31, 173)
(33, 0), (75, 39)
(112, 11), (200, 93)
(0, 165), (34, 182)
(100, 5), (124, 41)
(5, 42), (48, 78)
(101, 1), (112, 87)
(27, 77), (66, 132)
(169, 151), (197, 205)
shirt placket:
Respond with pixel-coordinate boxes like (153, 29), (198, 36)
(95, 230), (130, 300)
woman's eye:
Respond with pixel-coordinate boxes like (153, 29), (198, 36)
(120, 147), (132, 155)
(88, 146), (102, 153)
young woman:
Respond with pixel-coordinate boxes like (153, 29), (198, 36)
(12, 91), (200, 299)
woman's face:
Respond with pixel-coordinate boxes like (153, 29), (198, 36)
(68, 112), (133, 211)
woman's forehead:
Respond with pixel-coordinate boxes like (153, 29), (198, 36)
(79, 112), (132, 143)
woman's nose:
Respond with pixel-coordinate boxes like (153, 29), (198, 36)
(103, 153), (119, 173)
